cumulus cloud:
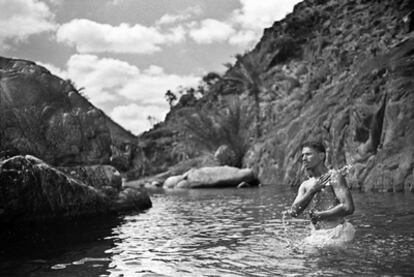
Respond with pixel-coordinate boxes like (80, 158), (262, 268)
(228, 30), (257, 46)
(186, 0), (302, 47)
(118, 67), (199, 105)
(39, 54), (200, 134)
(156, 6), (202, 26)
(231, 0), (300, 29)
(0, 0), (57, 46)
(64, 54), (140, 103)
(163, 25), (186, 44)
(56, 19), (183, 54)
(110, 63), (200, 133)
(111, 104), (166, 135)
(53, 1), (301, 53)
(228, 0), (302, 46)
(43, 0), (63, 5)
(36, 61), (68, 79)
(188, 19), (235, 44)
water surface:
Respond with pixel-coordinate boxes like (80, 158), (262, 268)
(1, 185), (413, 276)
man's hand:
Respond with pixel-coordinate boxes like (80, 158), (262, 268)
(309, 209), (321, 225)
(310, 173), (331, 193)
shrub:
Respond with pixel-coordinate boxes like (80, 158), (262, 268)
(183, 99), (252, 168)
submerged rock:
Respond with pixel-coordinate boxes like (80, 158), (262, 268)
(0, 155), (151, 225)
(163, 166), (260, 189)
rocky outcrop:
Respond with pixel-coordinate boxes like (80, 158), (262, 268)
(59, 165), (122, 198)
(0, 57), (146, 174)
(151, 0), (414, 192)
(163, 166), (260, 189)
(238, 0), (414, 192)
(0, 155), (151, 224)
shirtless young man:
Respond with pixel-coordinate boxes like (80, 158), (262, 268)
(290, 141), (355, 243)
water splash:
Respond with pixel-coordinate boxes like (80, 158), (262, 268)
(323, 164), (354, 188)
(282, 210), (288, 235)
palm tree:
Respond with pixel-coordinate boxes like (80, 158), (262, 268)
(223, 54), (265, 138)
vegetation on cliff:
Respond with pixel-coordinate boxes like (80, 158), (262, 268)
(1, 0), (413, 192)
(143, 0), (414, 192)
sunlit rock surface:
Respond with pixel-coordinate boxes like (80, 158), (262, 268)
(164, 166), (259, 189)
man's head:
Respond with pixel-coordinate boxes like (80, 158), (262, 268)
(301, 141), (326, 170)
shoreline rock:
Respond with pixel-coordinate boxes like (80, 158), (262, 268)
(163, 166), (260, 189)
(0, 155), (152, 225)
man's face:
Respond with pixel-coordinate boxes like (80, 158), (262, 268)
(301, 146), (324, 170)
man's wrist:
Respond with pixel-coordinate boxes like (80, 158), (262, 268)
(310, 210), (321, 224)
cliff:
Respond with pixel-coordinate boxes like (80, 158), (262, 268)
(1, 0), (413, 192)
(241, 0), (414, 191)
(0, 57), (146, 173)
(145, 0), (414, 192)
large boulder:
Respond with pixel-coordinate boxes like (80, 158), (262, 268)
(59, 165), (122, 198)
(163, 174), (188, 189)
(163, 166), (260, 189)
(0, 155), (151, 225)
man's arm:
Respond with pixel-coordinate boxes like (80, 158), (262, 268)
(290, 174), (331, 217)
(311, 174), (354, 221)
(290, 181), (315, 217)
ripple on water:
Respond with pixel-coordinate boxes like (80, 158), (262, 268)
(3, 187), (414, 276)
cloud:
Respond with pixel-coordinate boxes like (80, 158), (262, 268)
(54, 1), (301, 53)
(64, 54), (139, 104)
(111, 104), (166, 135)
(185, 0), (302, 47)
(228, 30), (257, 46)
(110, 62), (200, 134)
(231, 0), (301, 29)
(39, 54), (200, 134)
(56, 19), (183, 54)
(228, 0), (303, 46)
(0, 0), (57, 46)
(189, 19), (235, 44)
(118, 66), (199, 105)
(36, 61), (68, 79)
(43, 0), (63, 5)
(156, 6), (202, 26)
(163, 25), (186, 44)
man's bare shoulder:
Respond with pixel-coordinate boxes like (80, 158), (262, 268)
(299, 178), (315, 191)
(329, 170), (348, 189)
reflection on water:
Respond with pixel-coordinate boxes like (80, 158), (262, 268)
(1, 185), (413, 276)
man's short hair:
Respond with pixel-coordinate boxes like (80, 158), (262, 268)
(301, 140), (326, 153)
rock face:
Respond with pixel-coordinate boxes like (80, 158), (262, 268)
(0, 155), (152, 224)
(0, 57), (147, 174)
(59, 165), (123, 198)
(163, 166), (259, 189)
(237, 0), (414, 192)
(146, 0), (414, 192)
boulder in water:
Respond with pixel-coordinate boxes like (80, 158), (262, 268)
(0, 155), (152, 225)
(163, 166), (259, 189)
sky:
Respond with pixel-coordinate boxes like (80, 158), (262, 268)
(1, 0), (302, 135)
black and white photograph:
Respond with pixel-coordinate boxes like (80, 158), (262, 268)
(1, 0), (413, 276)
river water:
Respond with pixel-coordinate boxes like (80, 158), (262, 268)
(1, 185), (414, 276)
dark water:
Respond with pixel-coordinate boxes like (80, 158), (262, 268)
(1, 185), (414, 276)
